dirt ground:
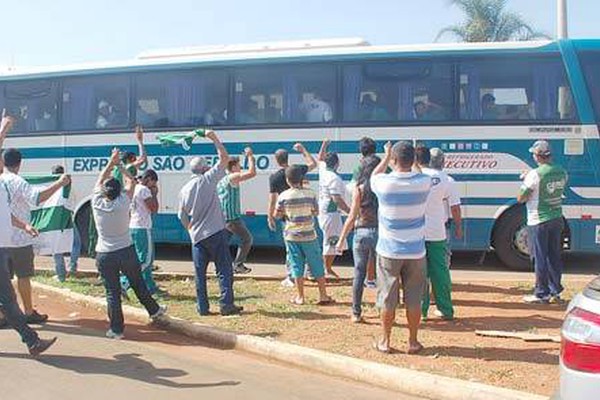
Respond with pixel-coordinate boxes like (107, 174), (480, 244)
(35, 274), (592, 396)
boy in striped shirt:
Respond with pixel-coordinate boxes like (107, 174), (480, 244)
(274, 165), (334, 305)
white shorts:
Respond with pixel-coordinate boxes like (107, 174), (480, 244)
(318, 213), (347, 256)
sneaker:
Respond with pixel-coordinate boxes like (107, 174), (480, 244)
(150, 305), (168, 320)
(26, 310), (49, 325)
(523, 294), (550, 304)
(433, 309), (454, 321)
(53, 275), (65, 283)
(549, 295), (566, 305)
(281, 277), (294, 288)
(28, 337), (57, 356)
(351, 315), (364, 324)
(106, 329), (124, 340)
(365, 280), (377, 289)
(234, 264), (252, 274)
(220, 305), (243, 316)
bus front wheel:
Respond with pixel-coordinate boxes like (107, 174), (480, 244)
(493, 205), (532, 271)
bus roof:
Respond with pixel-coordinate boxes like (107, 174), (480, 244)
(1, 38), (599, 81)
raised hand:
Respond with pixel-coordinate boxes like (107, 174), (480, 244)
(293, 143), (305, 153)
(244, 147), (254, 157)
(205, 129), (217, 141)
(135, 125), (144, 143)
(110, 148), (121, 165)
(384, 141), (392, 156)
(58, 174), (72, 187)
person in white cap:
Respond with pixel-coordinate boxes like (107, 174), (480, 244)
(518, 140), (568, 304)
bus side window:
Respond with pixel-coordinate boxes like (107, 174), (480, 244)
(234, 64), (336, 125)
(342, 61), (453, 124)
(0, 80), (59, 134)
(459, 56), (576, 123)
(135, 70), (228, 129)
(63, 75), (130, 131)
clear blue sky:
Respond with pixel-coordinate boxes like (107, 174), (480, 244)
(2, 0), (597, 67)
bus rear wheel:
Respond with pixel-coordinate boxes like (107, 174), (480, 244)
(493, 205), (532, 271)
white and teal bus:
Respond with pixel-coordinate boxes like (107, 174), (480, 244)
(2, 38), (599, 270)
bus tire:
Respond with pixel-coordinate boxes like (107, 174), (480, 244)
(493, 205), (532, 271)
(74, 202), (96, 258)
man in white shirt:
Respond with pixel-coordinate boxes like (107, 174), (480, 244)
(416, 146), (462, 321)
(121, 169), (160, 296)
(316, 140), (350, 278)
(1, 148), (70, 324)
(0, 113), (57, 355)
(299, 93), (333, 123)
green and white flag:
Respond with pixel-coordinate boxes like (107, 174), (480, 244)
(25, 175), (74, 256)
(157, 128), (206, 151)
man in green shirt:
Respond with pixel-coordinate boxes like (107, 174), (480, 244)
(517, 140), (568, 304)
(217, 147), (257, 274)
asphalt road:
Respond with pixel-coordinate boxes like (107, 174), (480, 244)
(0, 301), (420, 400)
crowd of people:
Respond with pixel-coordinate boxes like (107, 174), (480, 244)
(0, 111), (568, 356)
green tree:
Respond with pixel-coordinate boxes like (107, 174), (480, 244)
(437, 0), (551, 42)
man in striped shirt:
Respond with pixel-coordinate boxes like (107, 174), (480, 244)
(217, 147), (257, 274)
(274, 165), (333, 306)
(371, 141), (432, 354)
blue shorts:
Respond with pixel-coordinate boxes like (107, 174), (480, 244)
(285, 239), (325, 279)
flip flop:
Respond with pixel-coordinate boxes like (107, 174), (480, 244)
(373, 340), (391, 354)
(289, 298), (304, 306)
(408, 343), (424, 355)
(316, 297), (336, 306)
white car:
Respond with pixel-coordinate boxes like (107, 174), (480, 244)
(558, 276), (600, 400)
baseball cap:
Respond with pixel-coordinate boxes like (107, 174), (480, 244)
(529, 140), (551, 156)
(430, 147), (445, 169)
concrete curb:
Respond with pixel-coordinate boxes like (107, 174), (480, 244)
(33, 282), (547, 400)
(35, 268), (353, 282)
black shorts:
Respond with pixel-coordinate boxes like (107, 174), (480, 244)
(8, 245), (35, 279)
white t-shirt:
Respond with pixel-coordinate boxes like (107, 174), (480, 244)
(300, 99), (332, 123)
(318, 162), (346, 216)
(0, 180), (13, 247)
(443, 176), (461, 222)
(130, 184), (153, 229)
(2, 171), (40, 248)
(422, 168), (460, 241)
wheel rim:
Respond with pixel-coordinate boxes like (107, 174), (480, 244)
(513, 225), (530, 256)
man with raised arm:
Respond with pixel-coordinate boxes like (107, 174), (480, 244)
(267, 142), (317, 287)
(218, 147), (257, 275)
(93, 148), (166, 339)
(316, 139), (350, 278)
(113, 125), (147, 185)
(178, 130), (243, 316)
(0, 112), (57, 355)
(1, 140), (70, 325)
(371, 141), (431, 355)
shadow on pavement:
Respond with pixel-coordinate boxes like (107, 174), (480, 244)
(0, 352), (240, 389)
(420, 345), (558, 365)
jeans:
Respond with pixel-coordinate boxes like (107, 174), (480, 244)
(528, 218), (565, 298)
(192, 229), (235, 315)
(53, 226), (81, 281)
(226, 219), (253, 266)
(0, 248), (38, 347)
(96, 246), (160, 334)
(352, 228), (378, 317)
